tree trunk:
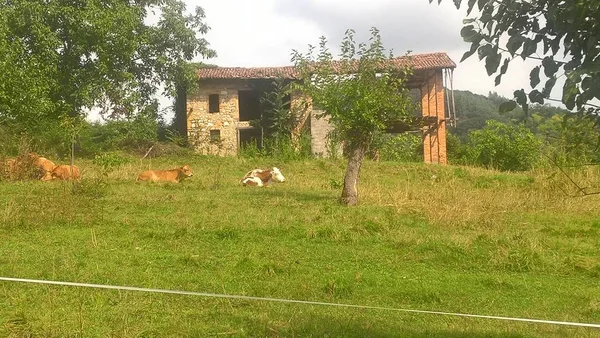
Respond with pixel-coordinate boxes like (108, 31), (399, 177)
(340, 144), (367, 206)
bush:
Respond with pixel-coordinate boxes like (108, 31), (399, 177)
(537, 114), (600, 167)
(447, 132), (471, 166)
(79, 116), (159, 155)
(238, 133), (312, 161)
(464, 120), (542, 171)
(93, 152), (131, 176)
(374, 133), (422, 162)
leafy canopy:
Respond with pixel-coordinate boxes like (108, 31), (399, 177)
(0, 0), (215, 128)
(434, 0), (600, 117)
(291, 27), (415, 149)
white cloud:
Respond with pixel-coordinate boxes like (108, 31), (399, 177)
(194, 0), (547, 98)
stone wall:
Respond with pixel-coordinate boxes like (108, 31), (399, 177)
(187, 76), (448, 163)
(186, 82), (253, 156)
(310, 111), (341, 158)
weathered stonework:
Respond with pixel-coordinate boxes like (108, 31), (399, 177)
(190, 53), (455, 163)
(187, 81), (314, 156)
(187, 82), (254, 156)
(311, 111), (340, 158)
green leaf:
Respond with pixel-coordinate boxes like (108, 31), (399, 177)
(477, 44), (493, 60)
(581, 77), (592, 91)
(499, 100), (517, 113)
(543, 77), (557, 97)
(499, 58), (509, 75)
(528, 90), (544, 104)
(514, 89), (528, 107)
(542, 57), (560, 78)
(506, 35), (524, 56)
(460, 43), (478, 62)
(485, 53), (501, 76)
(477, 0), (487, 10)
(460, 45), (477, 62)
(467, 0), (477, 15)
(530, 66), (540, 88)
(460, 25), (479, 42)
(522, 39), (537, 59)
(494, 74), (502, 86)
(562, 79), (578, 110)
(463, 18), (476, 24)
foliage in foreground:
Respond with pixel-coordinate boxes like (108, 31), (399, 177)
(437, 0), (600, 120)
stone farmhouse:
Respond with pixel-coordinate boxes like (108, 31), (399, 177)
(175, 52), (456, 164)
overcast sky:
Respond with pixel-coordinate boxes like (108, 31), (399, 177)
(194, 0), (540, 95)
(92, 0), (544, 122)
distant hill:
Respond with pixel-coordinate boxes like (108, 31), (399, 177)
(448, 90), (570, 139)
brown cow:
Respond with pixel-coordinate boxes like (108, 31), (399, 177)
(41, 164), (81, 181)
(137, 165), (193, 183)
(31, 153), (56, 174)
(3, 153), (56, 180)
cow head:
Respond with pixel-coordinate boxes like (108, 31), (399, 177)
(40, 171), (54, 181)
(180, 165), (193, 178)
(271, 167), (285, 183)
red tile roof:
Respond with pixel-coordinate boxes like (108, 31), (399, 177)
(197, 52), (455, 80)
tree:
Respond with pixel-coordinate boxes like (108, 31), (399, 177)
(0, 0), (215, 129)
(432, 0), (600, 119)
(256, 78), (295, 141)
(292, 28), (415, 205)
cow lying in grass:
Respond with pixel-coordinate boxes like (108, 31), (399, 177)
(3, 153), (57, 180)
(241, 167), (286, 187)
(137, 165), (193, 183)
(41, 164), (81, 181)
(31, 153), (56, 176)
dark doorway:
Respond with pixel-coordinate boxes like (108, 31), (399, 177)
(239, 128), (263, 149)
(238, 90), (262, 122)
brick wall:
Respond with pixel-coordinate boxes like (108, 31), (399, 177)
(421, 70), (447, 164)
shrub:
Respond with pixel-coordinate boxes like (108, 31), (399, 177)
(238, 133), (312, 161)
(466, 120), (542, 171)
(537, 114), (600, 167)
(93, 152), (130, 175)
(374, 133), (422, 162)
(79, 116), (159, 155)
(446, 132), (471, 166)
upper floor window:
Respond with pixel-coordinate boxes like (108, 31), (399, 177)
(209, 94), (219, 113)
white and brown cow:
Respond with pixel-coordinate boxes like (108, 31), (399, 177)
(241, 167), (286, 187)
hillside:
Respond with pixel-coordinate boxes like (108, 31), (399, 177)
(449, 90), (570, 140)
(1, 156), (599, 337)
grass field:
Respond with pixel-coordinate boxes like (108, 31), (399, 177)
(1, 155), (599, 337)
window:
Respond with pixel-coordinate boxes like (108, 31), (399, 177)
(209, 94), (219, 113)
(238, 90), (261, 121)
(210, 129), (221, 143)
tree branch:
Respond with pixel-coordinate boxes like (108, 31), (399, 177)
(544, 97), (600, 110)
(544, 154), (600, 197)
(497, 46), (567, 65)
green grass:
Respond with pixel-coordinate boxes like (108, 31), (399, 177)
(1, 155), (600, 337)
